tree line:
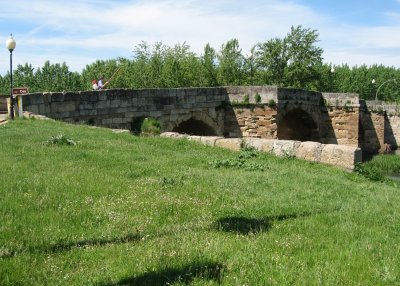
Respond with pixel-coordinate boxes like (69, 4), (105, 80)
(1, 26), (399, 102)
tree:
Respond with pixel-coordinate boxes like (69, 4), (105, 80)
(217, 39), (244, 86)
(200, 43), (219, 87)
(255, 38), (287, 86)
(256, 25), (323, 89)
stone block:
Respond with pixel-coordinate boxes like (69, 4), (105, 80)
(244, 138), (273, 153)
(51, 93), (65, 102)
(215, 138), (242, 151)
(200, 136), (224, 147)
(296, 141), (323, 162)
(59, 102), (77, 112)
(320, 144), (362, 170)
(187, 136), (202, 143)
(25, 105), (39, 115)
(160, 132), (176, 138)
(272, 140), (301, 157)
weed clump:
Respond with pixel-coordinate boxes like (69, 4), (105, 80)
(209, 148), (265, 171)
(140, 118), (161, 136)
(46, 134), (76, 146)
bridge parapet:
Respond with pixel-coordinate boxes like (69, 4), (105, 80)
(322, 93), (360, 107)
(20, 86), (398, 154)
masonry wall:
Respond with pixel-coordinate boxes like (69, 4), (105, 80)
(225, 106), (278, 138)
(20, 86), (397, 154)
(22, 88), (230, 133)
(360, 100), (400, 153)
(386, 115), (400, 149)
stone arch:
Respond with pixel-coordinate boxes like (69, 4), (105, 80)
(170, 112), (222, 136)
(277, 108), (320, 142)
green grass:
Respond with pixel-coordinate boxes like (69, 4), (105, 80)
(356, 154), (400, 181)
(364, 154), (400, 174)
(1, 118), (400, 285)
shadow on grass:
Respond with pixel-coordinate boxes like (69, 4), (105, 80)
(44, 233), (142, 254)
(100, 261), (223, 286)
(214, 213), (310, 235)
(1, 233), (142, 258)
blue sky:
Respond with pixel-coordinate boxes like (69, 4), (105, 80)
(1, 0), (400, 75)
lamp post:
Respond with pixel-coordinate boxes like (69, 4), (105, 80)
(372, 78), (397, 101)
(6, 34), (16, 120)
(246, 52), (254, 85)
(330, 67), (335, 92)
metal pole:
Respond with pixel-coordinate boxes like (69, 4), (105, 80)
(375, 79), (397, 101)
(9, 51), (14, 120)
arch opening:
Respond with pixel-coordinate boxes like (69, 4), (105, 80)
(277, 109), (320, 142)
(173, 118), (217, 136)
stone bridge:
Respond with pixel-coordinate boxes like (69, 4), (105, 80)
(21, 86), (399, 154)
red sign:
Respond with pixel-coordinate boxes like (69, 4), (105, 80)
(12, 87), (29, 95)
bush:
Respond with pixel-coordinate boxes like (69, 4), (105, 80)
(140, 118), (161, 136)
(354, 163), (385, 182)
(46, 134), (76, 146)
(255, 93), (261, 104)
(268, 99), (276, 108)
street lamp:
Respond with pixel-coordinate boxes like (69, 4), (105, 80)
(330, 67), (335, 92)
(6, 34), (16, 120)
(372, 78), (397, 101)
(246, 52), (254, 85)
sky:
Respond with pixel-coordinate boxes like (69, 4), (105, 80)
(1, 0), (400, 75)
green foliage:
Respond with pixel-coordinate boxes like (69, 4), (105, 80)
(255, 93), (261, 104)
(354, 163), (385, 182)
(343, 100), (352, 112)
(140, 118), (161, 136)
(268, 99), (277, 107)
(208, 148), (264, 171)
(255, 25), (323, 89)
(243, 94), (250, 104)
(46, 134), (77, 146)
(217, 39), (244, 86)
(355, 155), (400, 182)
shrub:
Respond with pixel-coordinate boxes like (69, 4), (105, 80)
(46, 134), (76, 146)
(243, 94), (250, 104)
(208, 148), (264, 171)
(268, 99), (276, 108)
(255, 93), (261, 104)
(140, 118), (161, 136)
(354, 163), (384, 182)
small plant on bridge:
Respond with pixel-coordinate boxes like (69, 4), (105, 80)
(255, 93), (261, 104)
(343, 100), (353, 112)
(267, 99), (276, 108)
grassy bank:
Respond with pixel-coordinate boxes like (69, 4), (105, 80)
(1, 119), (400, 285)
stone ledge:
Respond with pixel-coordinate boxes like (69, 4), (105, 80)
(161, 132), (362, 170)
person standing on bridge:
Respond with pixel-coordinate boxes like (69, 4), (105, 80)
(92, 80), (98, 90)
(98, 75), (105, 90)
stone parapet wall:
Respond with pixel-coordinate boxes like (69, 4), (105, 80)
(225, 86), (278, 104)
(364, 101), (399, 150)
(22, 88), (230, 131)
(161, 132), (362, 170)
(20, 86), (396, 154)
(322, 93), (360, 107)
(228, 106), (277, 138)
(365, 101), (399, 115)
(326, 108), (359, 146)
(386, 115), (400, 149)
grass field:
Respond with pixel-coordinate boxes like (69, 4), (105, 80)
(1, 118), (400, 285)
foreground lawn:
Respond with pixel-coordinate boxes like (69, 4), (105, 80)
(1, 119), (399, 285)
